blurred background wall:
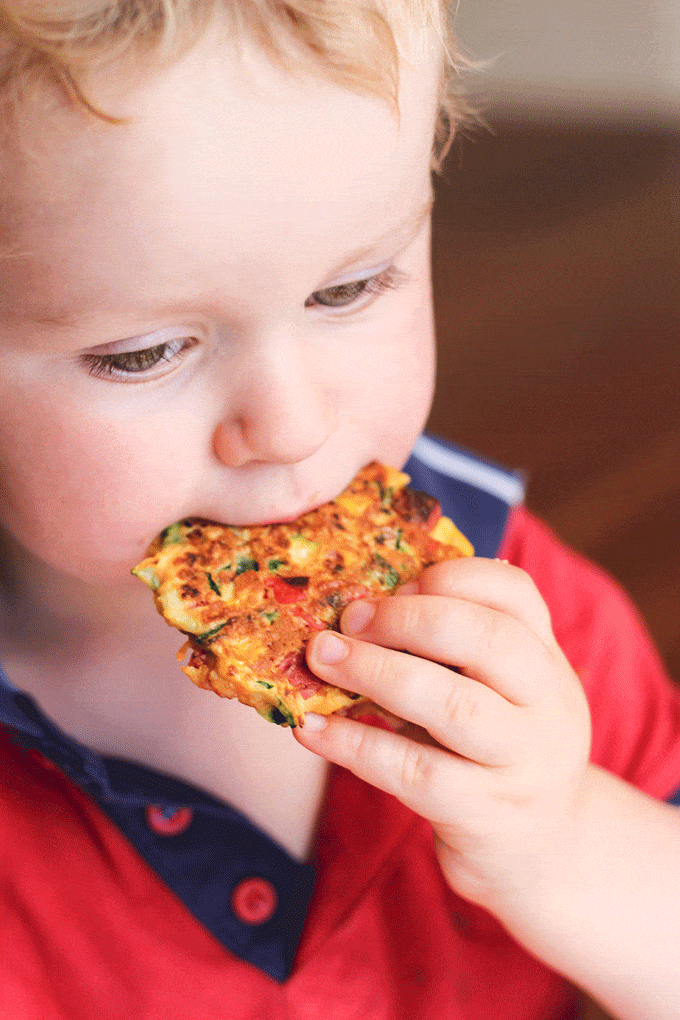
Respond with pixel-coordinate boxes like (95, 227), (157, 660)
(427, 0), (680, 709)
(453, 0), (679, 125)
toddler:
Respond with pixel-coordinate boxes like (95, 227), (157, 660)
(0, 3), (679, 1018)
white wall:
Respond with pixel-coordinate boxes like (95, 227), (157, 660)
(452, 0), (680, 124)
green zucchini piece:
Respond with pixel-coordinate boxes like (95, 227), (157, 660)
(159, 522), (185, 546)
(205, 572), (221, 596)
(234, 557), (259, 576)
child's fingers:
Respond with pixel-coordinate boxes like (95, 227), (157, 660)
(306, 632), (524, 765)
(336, 593), (557, 707)
(402, 557), (554, 645)
(293, 711), (485, 821)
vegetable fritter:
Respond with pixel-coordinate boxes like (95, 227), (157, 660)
(132, 462), (474, 727)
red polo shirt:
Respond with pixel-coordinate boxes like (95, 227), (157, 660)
(2, 462), (679, 1019)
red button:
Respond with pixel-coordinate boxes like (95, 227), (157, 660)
(145, 805), (193, 836)
(231, 877), (278, 925)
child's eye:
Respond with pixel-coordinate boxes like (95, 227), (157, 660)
(78, 266), (409, 381)
(306, 265), (411, 311)
(80, 337), (197, 379)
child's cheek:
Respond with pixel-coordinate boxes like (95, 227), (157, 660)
(0, 392), (195, 581)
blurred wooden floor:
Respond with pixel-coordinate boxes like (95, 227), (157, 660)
(429, 121), (680, 686)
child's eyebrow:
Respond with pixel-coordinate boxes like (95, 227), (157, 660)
(327, 194), (434, 278)
(21, 194), (434, 330)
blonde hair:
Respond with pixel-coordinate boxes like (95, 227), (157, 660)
(0, 0), (477, 173)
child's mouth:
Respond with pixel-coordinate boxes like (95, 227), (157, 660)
(254, 492), (325, 526)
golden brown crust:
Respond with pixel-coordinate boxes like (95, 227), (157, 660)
(133, 462), (474, 726)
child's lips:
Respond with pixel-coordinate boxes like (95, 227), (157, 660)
(186, 496), (327, 529)
(255, 496), (325, 525)
(198, 463), (365, 527)
(266, 511), (309, 524)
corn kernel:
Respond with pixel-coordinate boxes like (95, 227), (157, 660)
(429, 516), (475, 557)
(383, 466), (410, 490)
(335, 493), (373, 516)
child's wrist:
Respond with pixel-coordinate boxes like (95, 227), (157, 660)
(485, 764), (607, 950)
(492, 764), (674, 1007)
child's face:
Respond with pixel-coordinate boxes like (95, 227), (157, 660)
(0, 25), (441, 586)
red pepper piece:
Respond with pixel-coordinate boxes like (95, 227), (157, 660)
(268, 576), (307, 604)
(291, 606), (327, 631)
(424, 503), (441, 532)
(278, 651), (325, 697)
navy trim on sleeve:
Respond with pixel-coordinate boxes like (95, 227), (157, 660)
(405, 432), (525, 559)
(669, 787), (680, 807)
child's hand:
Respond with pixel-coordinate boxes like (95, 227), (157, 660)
(294, 557), (593, 928)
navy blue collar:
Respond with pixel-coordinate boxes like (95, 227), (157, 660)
(0, 669), (259, 817)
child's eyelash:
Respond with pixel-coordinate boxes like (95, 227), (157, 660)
(309, 265), (412, 309)
(80, 337), (194, 379)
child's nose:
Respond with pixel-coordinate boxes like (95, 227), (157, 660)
(212, 348), (335, 468)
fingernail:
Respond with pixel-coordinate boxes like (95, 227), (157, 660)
(303, 713), (328, 731)
(395, 580), (418, 596)
(316, 631), (349, 664)
(342, 600), (376, 635)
